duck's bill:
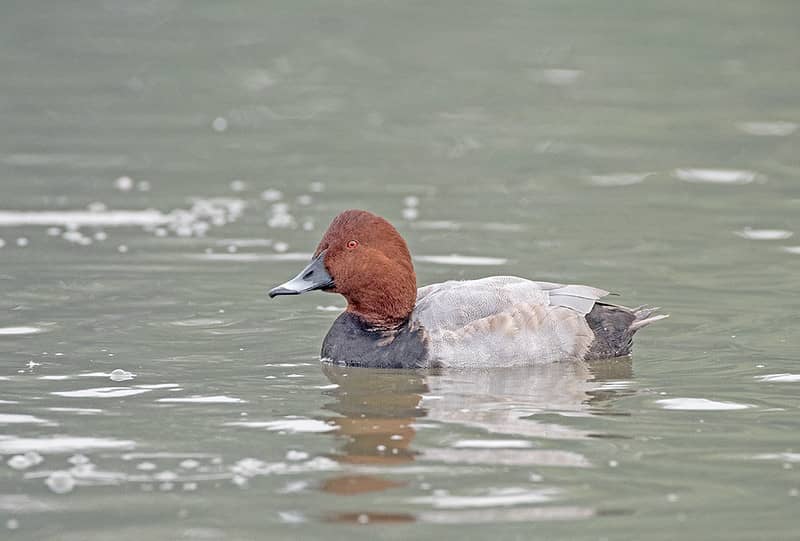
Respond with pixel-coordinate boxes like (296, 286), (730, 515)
(268, 251), (334, 298)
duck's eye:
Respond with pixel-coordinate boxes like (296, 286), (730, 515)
(346, 240), (359, 250)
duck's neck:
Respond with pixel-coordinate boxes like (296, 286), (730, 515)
(343, 268), (417, 330)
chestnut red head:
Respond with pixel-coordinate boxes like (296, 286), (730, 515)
(269, 210), (417, 328)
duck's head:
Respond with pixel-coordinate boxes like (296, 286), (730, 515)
(269, 210), (417, 328)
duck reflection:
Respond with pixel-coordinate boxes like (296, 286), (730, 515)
(318, 357), (632, 499)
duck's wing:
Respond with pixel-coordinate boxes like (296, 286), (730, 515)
(414, 276), (608, 331)
(413, 276), (609, 366)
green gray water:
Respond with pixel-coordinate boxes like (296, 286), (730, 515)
(1, 1), (799, 539)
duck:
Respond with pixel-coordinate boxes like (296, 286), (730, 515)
(269, 209), (666, 368)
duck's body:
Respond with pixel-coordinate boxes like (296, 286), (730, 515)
(270, 210), (666, 368)
(321, 276), (663, 368)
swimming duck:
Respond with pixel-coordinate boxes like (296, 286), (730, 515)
(269, 209), (666, 368)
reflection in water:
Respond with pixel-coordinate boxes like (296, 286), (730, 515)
(318, 358), (633, 521)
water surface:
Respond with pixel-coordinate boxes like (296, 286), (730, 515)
(1, 1), (799, 539)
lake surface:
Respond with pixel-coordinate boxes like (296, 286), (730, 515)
(1, 1), (799, 539)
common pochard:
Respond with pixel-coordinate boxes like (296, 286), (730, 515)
(269, 210), (666, 368)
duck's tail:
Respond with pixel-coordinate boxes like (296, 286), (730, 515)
(584, 303), (668, 360)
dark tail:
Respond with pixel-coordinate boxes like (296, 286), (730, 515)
(584, 303), (667, 360)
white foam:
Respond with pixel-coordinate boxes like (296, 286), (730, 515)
(735, 228), (793, 240)
(755, 373), (800, 383)
(674, 168), (758, 185)
(451, 440), (534, 449)
(656, 398), (753, 411)
(415, 254), (508, 266)
(411, 487), (557, 509)
(737, 121), (798, 136)
(782, 246), (800, 255)
(0, 436), (135, 454)
(0, 326), (44, 336)
(157, 395), (246, 404)
(52, 386), (151, 398)
(225, 418), (338, 433)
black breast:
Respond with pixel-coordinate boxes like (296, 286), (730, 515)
(320, 312), (428, 369)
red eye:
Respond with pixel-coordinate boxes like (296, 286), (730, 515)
(346, 240), (359, 250)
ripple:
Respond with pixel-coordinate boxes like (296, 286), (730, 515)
(755, 373), (800, 383)
(0, 210), (169, 227)
(0, 414), (53, 425)
(737, 121), (798, 136)
(421, 448), (590, 467)
(451, 440), (534, 449)
(52, 386), (151, 398)
(655, 398), (753, 411)
(0, 326), (44, 336)
(411, 487), (558, 509)
(674, 168), (758, 185)
(188, 252), (312, 262)
(415, 254), (508, 266)
(157, 395), (246, 404)
(226, 417), (338, 433)
(0, 436), (135, 454)
(734, 228), (793, 240)
(587, 172), (653, 187)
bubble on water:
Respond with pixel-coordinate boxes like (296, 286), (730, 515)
(212, 117), (228, 132)
(226, 418), (338, 433)
(46, 227), (62, 236)
(180, 459), (200, 469)
(286, 450), (309, 462)
(159, 482), (174, 491)
(6, 519), (19, 530)
(183, 482), (198, 491)
(296, 194), (312, 206)
(7, 454), (35, 470)
(0, 238), (5, 248)
(230, 180), (247, 192)
(302, 220), (314, 231)
(16, 237), (29, 247)
(273, 241), (289, 253)
(45, 471), (76, 494)
(137, 462), (157, 471)
(118, 244), (128, 253)
(403, 196), (419, 208)
(666, 493), (679, 503)
(115, 176), (134, 191)
(260, 189), (283, 202)
(155, 470), (178, 482)
(94, 231), (107, 241)
(402, 207), (419, 220)
(309, 182), (325, 193)
(68, 454), (90, 466)
(87, 202), (107, 213)
(109, 369), (136, 382)
(154, 227), (168, 237)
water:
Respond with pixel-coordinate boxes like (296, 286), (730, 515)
(1, 1), (799, 539)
